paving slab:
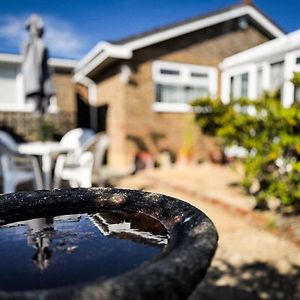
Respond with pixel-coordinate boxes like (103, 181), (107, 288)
(115, 165), (300, 300)
(143, 163), (255, 212)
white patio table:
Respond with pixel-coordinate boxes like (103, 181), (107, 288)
(18, 141), (73, 190)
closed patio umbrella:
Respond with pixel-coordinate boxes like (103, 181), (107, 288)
(22, 14), (55, 115)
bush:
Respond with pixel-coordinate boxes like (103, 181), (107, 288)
(291, 72), (300, 87)
(37, 119), (55, 141)
(191, 96), (300, 210)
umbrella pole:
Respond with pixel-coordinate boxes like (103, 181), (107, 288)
(39, 112), (44, 141)
(37, 95), (46, 141)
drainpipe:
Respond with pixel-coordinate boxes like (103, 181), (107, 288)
(73, 73), (98, 131)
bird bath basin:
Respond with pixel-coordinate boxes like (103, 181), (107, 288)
(0, 188), (218, 300)
(0, 211), (168, 292)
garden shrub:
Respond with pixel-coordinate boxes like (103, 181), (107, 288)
(37, 119), (55, 141)
(191, 96), (300, 210)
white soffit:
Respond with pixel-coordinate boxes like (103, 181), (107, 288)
(76, 5), (284, 77)
(222, 29), (300, 69)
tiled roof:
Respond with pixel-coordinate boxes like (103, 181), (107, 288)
(110, 2), (285, 45)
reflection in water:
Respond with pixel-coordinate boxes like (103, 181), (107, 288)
(91, 212), (168, 246)
(27, 218), (54, 271)
(0, 210), (168, 292)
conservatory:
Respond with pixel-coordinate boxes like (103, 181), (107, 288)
(221, 29), (300, 107)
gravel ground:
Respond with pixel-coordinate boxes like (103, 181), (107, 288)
(115, 172), (300, 300)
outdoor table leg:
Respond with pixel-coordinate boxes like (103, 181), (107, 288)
(42, 154), (52, 190)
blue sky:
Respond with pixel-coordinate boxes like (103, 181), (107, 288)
(0, 0), (299, 60)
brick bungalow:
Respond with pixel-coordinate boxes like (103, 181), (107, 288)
(75, 1), (284, 169)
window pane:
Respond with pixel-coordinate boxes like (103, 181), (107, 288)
(257, 68), (263, 97)
(296, 57), (300, 65)
(294, 86), (300, 103)
(184, 86), (208, 101)
(156, 84), (208, 103)
(156, 84), (183, 103)
(230, 75), (241, 99)
(230, 73), (249, 99)
(156, 84), (162, 102)
(160, 69), (180, 76)
(0, 66), (17, 104)
(190, 72), (208, 78)
(270, 61), (284, 92)
(241, 73), (248, 98)
(230, 76), (235, 99)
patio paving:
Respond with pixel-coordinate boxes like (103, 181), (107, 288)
(118, 162), (256, 212)
(114, 162), (300, 300)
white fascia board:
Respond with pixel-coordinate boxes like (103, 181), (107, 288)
(75, 44), (132, 76)
(48, 58), (77, 69)
(76, 51), (110, 77)
(0, 52), (76, 69)
(0, 53), (21, 64)
(222, 29), (300, 70)
(246, 6), (284, 38)
(126, 6), (284, 51)
(76, 5), (284, 77)
(76, 41), (109, 71)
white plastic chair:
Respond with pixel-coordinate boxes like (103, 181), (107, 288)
(0, 131), (43, 193)
(59, 128), (95, 150)
(55, 128), (95, 171)
(0, 130), (18, 152)
(53, 133), (109, 188)
(54, 151), (94, 188)
(92, 133), (110, 185)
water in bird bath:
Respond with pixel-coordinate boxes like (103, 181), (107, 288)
(0, 210), (168, 292)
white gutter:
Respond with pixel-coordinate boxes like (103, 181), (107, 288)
(73, 73), (97, 105)
(73, 72), (99, 131)
(75, 43), (132, 76)
(221, 29), (300, 70)
(75, 41), (109, 71)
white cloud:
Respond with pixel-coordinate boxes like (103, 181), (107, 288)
(43, 16), (85, 58)
(0, 14), (86, 58)
(0, 16), (26, 45)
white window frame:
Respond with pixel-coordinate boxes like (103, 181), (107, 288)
(221, 50), (300, 107)
(222, 64), (255, 103)
(231, 73), (249, 99)
(0, 65), (35, 112)
(282, 49), (300, 107)
(221, 61), (281, 103)
(152, 61), (217, 112)
(0, 69), (59, 113)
